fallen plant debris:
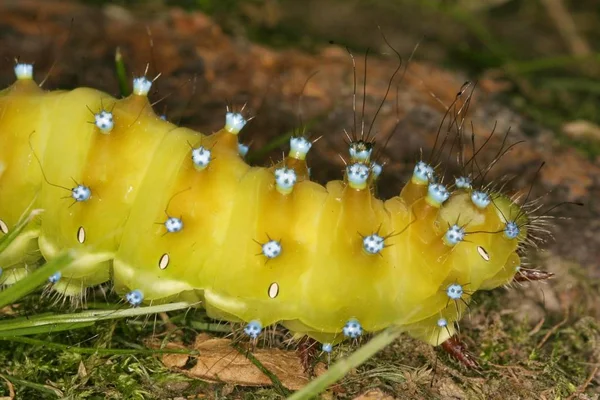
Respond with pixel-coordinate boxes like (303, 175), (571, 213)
(151, 334), (326, 391)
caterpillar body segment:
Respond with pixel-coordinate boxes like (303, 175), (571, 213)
(0, 78), (56, 284)
(0, 64), (528, 350)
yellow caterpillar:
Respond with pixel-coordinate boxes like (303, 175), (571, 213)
(0, 62), (530, 355)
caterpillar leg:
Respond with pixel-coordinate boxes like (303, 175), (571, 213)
(440, 336), (480, 370)
(296, 336), (319, 376)
(0, 223), (41, 286)
(513, 267), (554, 282)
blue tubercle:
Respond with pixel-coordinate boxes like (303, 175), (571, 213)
(346, 163), (370, 189)
(132, 77), (152, 96)
(238, 143), (249, 158)
(363, 234), (385, 255)
(427, 183), (450, 206)
(289, 136), (312, 160)
(244, 320), (262, 339)
(504, 221), (520, 239)
(225, 112), (247, 134)
(165, 217), (184, 233)
(413, 161), (434, 184)
(455, 176), (472, 189)
(14, 63), (33, 80)
(343, 319), (363, 339)
(471, 191), (491, 209)
(262, 240), (282, 259)
(191, 146), (211, 170)
(444, 224), (465, 246)
(370, 162), (383, 179)
(48, 271), (62, 284)
(274, 167), (297, 194)
(126, 289), (144, 307)
(94, 110), (114, 134)
(349, 141), (373, 162)
(71, 185), (91, 202)
(446, 284), (463, 300)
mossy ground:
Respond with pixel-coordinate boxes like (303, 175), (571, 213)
(1, 1), (599, 398)
(2, 266), (598, 399)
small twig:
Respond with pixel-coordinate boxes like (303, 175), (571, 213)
(0, 374), (15, 399)
(159, 312), (177, 332)
(528, 317), (545, 337)
(565, 366), (598, 400)
(536, 315), (569, 350)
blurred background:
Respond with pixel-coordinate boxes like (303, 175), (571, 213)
(81, 0), (600, 157)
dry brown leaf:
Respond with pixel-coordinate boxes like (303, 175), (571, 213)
(352, 388), (396, 400)
(156, 335), (325, 390)
(77, 360), (87, 378)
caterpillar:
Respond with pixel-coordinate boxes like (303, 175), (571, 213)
(0, 52), (551, 364)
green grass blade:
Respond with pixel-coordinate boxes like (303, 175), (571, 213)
(0, 322), (96, 337)
(115, 46), (130, 97)
(1, 374), (62, 397)
(0, 302), (191, 336)
(288, 325), (404, 400)
(2, 336), (199, 356)
(0, 251), (75, 309)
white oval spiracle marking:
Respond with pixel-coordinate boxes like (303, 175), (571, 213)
(477, 246), (490, 261)
(159, 253), (170, 270)
(268, 282), (279, 299)
(77, 226), (86, 244)
(0, 219), (8, 234)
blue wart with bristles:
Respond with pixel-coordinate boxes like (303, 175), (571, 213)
(14, 63), (33, 80)
(446, 284), (463, 300)
(71, 185), (91, 202)
(471, 191), (491, 209)
(225, 112), (247, 134)
(132, 77), (152, 96)
(343, 319), (363, 338)
(413, 161), (434, 184)
(191, 146), (211, 170)
(444, 224), (465, 246)
(126, 289), (144, 306)
(48, 271), (62, 284)
(455, 176), (472, 189)
(244, 320), (262, 339)
(427, 183), (450, 206)
(164, 217), (183, 233)
(504, 221), (520, 239)
(346, 163), (370, 189)
(363, 233), (385, 255)
(370, 162), (383, 179)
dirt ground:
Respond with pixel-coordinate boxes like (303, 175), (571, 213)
(0, 0), (598, 399)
